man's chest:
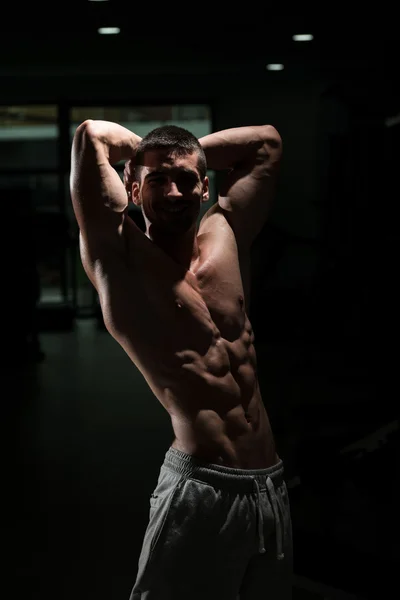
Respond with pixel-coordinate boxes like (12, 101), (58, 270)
(93, 214), (251, 345)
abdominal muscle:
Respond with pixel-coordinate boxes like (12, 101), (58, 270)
(140, 348), (280, 470)
(98, 231), (280, 470)
(109, 305), (279, 470)
(169, 396), (279, 469)
(107, 313), (279, 469)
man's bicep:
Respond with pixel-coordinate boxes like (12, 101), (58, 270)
(70, 122), (128, 244)
(70, 161), (126, 244)
(217, 165), (277, 251)
(217, 137), (281, 250)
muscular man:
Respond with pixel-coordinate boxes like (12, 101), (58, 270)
(70, 120), (292, 599)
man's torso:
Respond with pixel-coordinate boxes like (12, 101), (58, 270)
(81, 208), (278, 469)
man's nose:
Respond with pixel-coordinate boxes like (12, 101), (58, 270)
(166, 181), (183, 198)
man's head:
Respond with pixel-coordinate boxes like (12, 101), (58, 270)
(124, 125), (209, 234)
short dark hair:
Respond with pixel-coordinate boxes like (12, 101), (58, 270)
(124, 125), (207, 198)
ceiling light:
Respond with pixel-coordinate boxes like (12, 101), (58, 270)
(292, 34), (314, 41)
(266, 64), (284, 71)
(98, 27), (120, 35)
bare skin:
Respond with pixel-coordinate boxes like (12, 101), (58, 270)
(70, 120), (282, 469)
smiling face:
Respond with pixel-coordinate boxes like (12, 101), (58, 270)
(131, 149), (209, 234)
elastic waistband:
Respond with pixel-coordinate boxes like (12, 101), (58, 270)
(162, 447), (284, 493)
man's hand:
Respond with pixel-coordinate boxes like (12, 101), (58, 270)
(123, 158), (136, 202)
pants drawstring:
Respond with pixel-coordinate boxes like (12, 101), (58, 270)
(253, 479), (266, 554)
(253, 476), (285, 560)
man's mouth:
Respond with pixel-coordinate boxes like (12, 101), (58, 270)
(162, 205), (188, 215)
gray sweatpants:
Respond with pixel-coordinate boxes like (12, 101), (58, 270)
(130, 447), (293, 599)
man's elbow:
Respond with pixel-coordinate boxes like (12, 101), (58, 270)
(71, 121), (101, 164)
(257, 125), (282, 167)
(261, 125), (282, 150)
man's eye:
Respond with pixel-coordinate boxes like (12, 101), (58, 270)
(179, 175), (197, 186)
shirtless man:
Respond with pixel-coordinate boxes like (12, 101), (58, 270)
(70, 121), (293, 599)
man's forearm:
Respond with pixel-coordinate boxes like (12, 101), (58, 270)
(199, 125), (281, 170)
(78, 120), (142, 165)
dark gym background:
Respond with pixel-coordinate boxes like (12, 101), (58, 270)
(3, 6), (398, 600)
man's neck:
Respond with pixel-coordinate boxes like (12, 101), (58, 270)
(146, 226), (200, 273)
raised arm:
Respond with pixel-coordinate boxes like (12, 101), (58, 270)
(70, 119), (142, 254)
(199, 125), (282, 250)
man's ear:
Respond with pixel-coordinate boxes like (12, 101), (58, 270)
(131, 181), (141, 206)
(202, 176), (210, 202)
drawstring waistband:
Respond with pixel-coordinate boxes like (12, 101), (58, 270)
(163, 447), (286, 560)
(253, 476), (284, 560)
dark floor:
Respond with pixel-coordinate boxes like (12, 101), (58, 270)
(7, 318), (398, 599)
